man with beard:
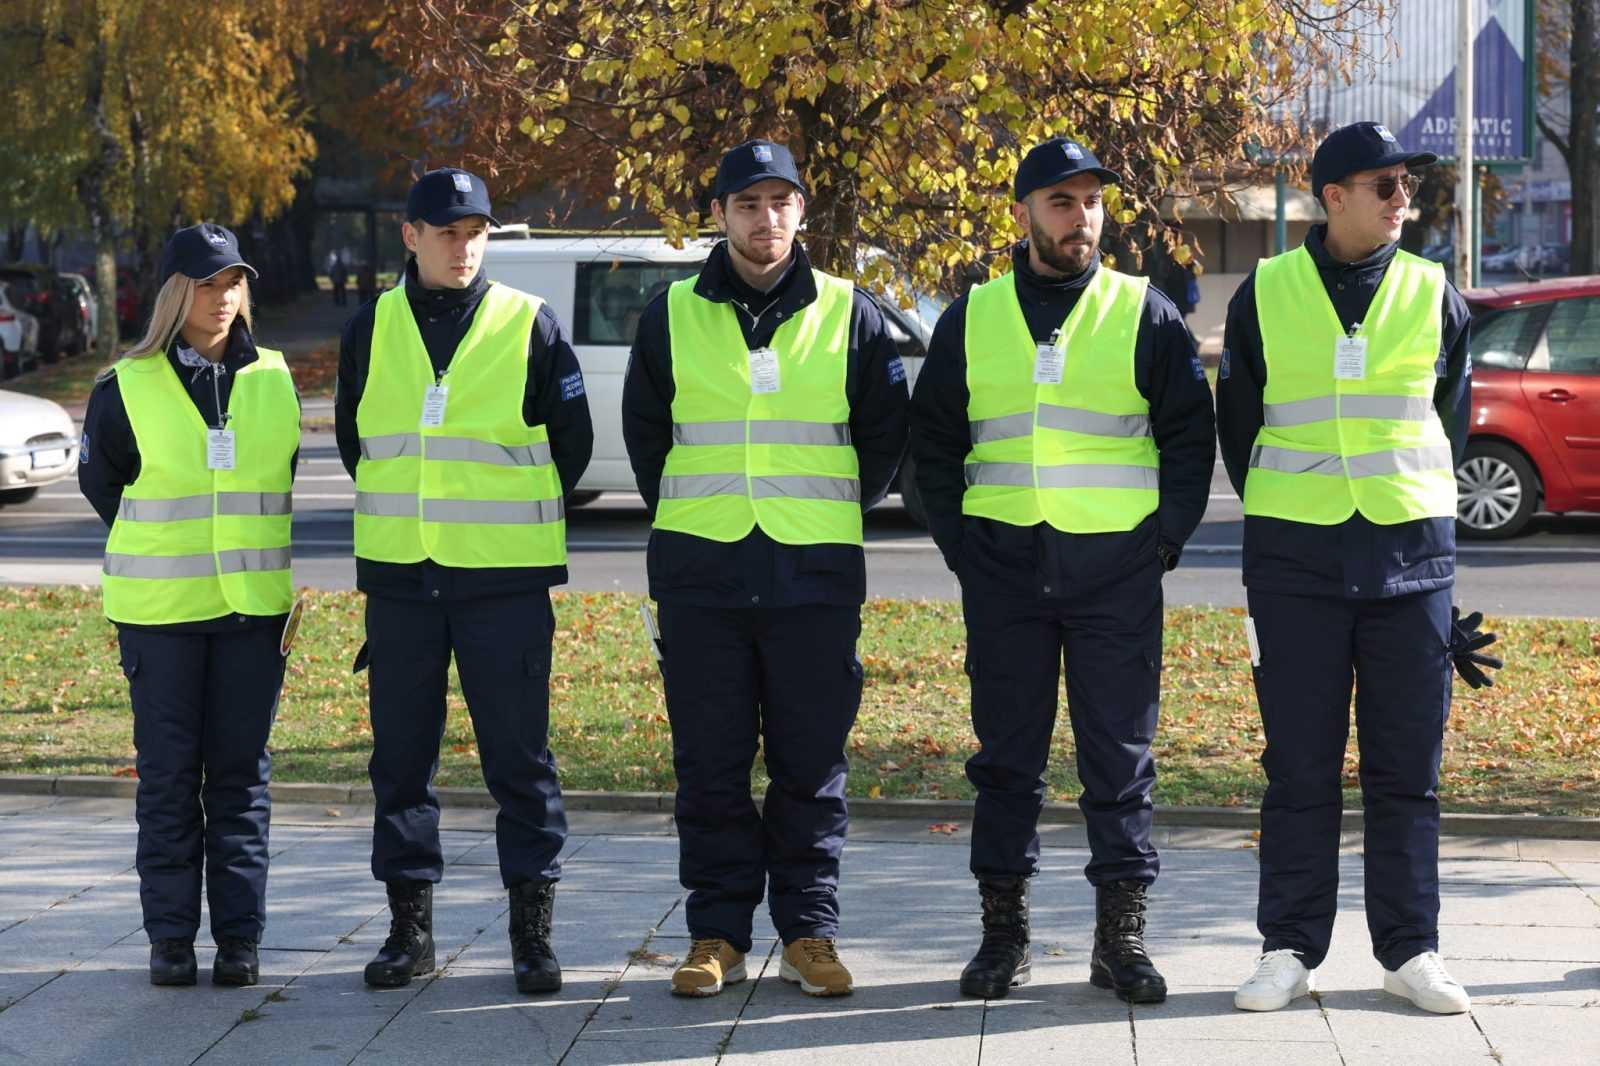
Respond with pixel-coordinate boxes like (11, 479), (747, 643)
(622, 140), (908, 998)
(910, 138), (1215, 1003)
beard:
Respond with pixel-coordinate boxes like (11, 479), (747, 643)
(1029, 217), (1096, 276)
(728, 227), (792, 267)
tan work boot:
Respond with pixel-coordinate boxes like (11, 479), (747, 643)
(780, 938), (853, 996)
(671, 938), (747, 997)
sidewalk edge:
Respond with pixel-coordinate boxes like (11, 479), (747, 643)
(3, 774), (1596, 841)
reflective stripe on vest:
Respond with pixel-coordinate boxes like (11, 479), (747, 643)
(1245, 246), (1457, 526)
(354, 283), (567, 568)
(961, 268), (1157, 533)
(101, 348), (298, 624)
(655, 269), (862, 546)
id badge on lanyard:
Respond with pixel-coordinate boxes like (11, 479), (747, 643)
(748, 347), (781, 394)
(421, 384), (449, 426)
(207, 428), (236, 471)
(1334, 324), (1367, 380)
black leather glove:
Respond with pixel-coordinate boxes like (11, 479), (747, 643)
(1449, 607), (1502, 689)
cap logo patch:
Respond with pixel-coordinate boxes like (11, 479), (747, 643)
(206, 232), (228, 246)
(1374, 124), (1397, 143)
(1063, 143), (1084, 160)
(451, 173), (473, 192)
(752, 144), (774, 163)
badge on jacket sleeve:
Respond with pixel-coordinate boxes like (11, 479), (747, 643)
(280, 596), (306, 657)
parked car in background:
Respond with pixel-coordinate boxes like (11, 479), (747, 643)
(61, 272), (97, 350)
(0, 282), (42, 379)
(0, 264), (89, 360)
(1479, 245), (1523, 273)
(1458, 276), (1600, 537)
(0, 388), (78, 504)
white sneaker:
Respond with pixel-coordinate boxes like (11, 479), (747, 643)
(1234, 949), (1315, 1011)
(1383, 951), (1471, 1014)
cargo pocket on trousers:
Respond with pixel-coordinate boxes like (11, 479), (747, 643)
(1133, 649), (1160, 743)
(119, 649), (140, 681)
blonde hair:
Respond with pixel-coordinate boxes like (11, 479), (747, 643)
(124, 271), (254, 360)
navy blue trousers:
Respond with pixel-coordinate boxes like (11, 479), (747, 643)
(964, 561), (1163, 886)
(658, 603), (864, 953)
(1248, 586), (1453, 971)
(365, 591), (567, 887)
(119, 622), (283, 943)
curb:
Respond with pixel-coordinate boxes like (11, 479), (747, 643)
(4, 774), (1599, 841)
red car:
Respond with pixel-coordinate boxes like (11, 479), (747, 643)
(1459, 276), (1600, 537)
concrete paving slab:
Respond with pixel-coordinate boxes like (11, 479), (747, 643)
(1316, 987), (1496, 1063)
(979, 980), (1135, 1066)
(1515, 838), (1600, 862)
(1440, 923), (1600, 962)
(353, 967), (618, 1065)
(4, 799), (1597, 1063)
(1446, 958), (1600, 1007)
(1438, 880), (1600, 927)
(1134, 1037), (1346, 1065)
(1471, 1003), (1600, 1065)
(192, 943), (425, 1065)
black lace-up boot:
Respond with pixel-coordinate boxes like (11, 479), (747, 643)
(959, 876), (1031, 998)
(363, 881), (435, 988)
(1089, 880), (1167, 1003)
(509, 880), (562, 994)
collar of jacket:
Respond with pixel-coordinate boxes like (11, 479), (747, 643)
(403, 257), (489, 317)
(693, 239), (819, 313)
(1303, 223), (1397, 278)
(163, 319), (259, 378)
(1010, 241), (1101, 299)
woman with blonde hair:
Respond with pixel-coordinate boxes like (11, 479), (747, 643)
(78, 223), (300, 987)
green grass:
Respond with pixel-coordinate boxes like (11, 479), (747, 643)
(1, 352), (118, 406)
(4, 587), (1598, 815)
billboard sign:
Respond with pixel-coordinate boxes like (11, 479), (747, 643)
(1305, 0), (1531, 163)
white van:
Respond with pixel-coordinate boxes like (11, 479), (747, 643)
(480, 229), (939, 522)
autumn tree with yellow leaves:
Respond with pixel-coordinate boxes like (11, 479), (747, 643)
(375, 0), (1382, 299)
(0, 0), (322, 354)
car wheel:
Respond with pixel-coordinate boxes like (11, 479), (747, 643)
(0, 486), (40, 505)
(1455, 441), (1538, 539)
(897, 452), (928, 528)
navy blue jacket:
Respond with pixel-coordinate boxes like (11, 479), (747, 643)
(1215, 225), (1472, 599)
(621, 240), (910, 608)
(910, 245), (1217, 600)
(334, 259), (594, 601)
(79, 321), (296, 632)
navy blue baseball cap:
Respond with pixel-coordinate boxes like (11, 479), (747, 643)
(159, 223), (257, 285)
(406, 167), (500, 227)
(713, 140), (808, 199)
(1014, 138), (1121, 202)
(1310, 122), (1437, 200)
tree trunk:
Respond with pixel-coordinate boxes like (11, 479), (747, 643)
(74, 28), (124, 357)
(1568, 0), (1600, 274)
(5, 225), (26, 262)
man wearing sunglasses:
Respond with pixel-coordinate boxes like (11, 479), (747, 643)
(1217, 122), (1491, 1015)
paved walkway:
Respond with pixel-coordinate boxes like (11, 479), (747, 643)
(1, 795), (1597, 1065)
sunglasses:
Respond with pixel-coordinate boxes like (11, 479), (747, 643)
(1343, 174), (1422, 201)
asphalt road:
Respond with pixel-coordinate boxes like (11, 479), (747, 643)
(4, 429), (1598, 618)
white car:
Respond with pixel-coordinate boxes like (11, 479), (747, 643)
(0, 282), (42, 379)
(480, 229), (938, 520)
(61, 273), (97, 349)
(0, 389), (78, 503)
